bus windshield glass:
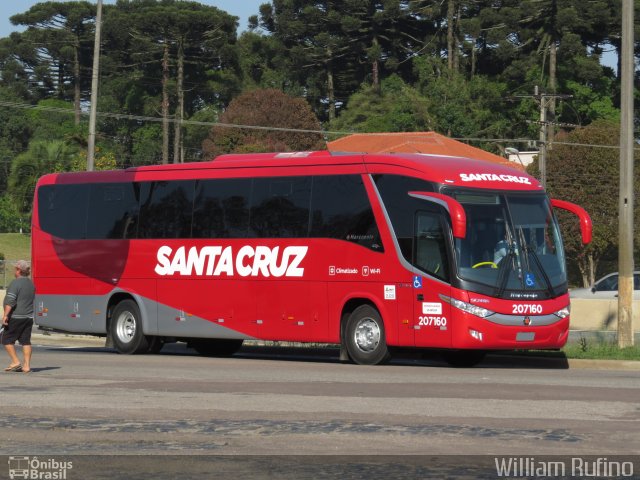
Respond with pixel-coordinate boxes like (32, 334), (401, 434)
(450, 190), (566, 297)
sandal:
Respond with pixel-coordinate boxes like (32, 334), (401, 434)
(4, 364), (22, 372)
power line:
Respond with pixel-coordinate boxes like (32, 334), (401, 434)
(0, 99), (333, 136)
(0, 98), (634, 151)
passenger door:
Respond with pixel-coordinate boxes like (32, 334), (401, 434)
(412, 211), (452, 348)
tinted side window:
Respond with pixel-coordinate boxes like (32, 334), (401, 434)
(415, 211), (450, 282)
(250, 177), (311, 238)
(138, 181), (195, 238)
(87, 183), (141, 239)
(192, 178), (252, 238)
(38, 184), (89, 239)
(374, 174), (435, 261)
(310, 175), (382, 251)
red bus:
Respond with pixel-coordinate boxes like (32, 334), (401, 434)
(32, 151), (591, 366)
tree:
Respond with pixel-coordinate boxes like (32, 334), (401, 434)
(0, 88), (33, 196)
(413, 56), (512, 148)
(5, 138), (115, 226)
(540, 120), (640, 287)
(26, 99), (84, 144)
(237, 30), (297, 93)
(182, 105), (219, 162)
(257, 1), (355, 121)
(202, 88), (325, 157)
(0, 87), (32, 155)
(328, 75), (431, 134)
(0, 194), (23, 233)
(8, 139), (78, 214)
(102, 0), (240, 164)
(10, 1), (96, 124)
(0, 0), (630, 174)
(341, 1), (430, 90)
(168, 5), (240, 162)
(256, 1), (432, 122)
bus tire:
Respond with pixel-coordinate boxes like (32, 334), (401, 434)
(110, 300), (149, 355)
(190, 339), (243, 357)
(442, 350), (486, 367)
(345, 305), (390, 365)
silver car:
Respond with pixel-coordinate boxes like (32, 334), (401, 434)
(570, 271), (640, 299)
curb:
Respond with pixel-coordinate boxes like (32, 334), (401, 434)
(31, 332), (106, 347)
(28, 332), (640, 370)
(566, 358), (640, 370)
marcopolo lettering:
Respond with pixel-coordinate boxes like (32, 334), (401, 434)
(459, 173), (532, 185)
(155, 245), (308, 277)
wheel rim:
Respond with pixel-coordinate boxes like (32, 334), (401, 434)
(353, 317), (381, 353)
(115, 311), (136, 344)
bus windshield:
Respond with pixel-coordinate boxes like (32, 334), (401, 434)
(450, 190), (566, 298)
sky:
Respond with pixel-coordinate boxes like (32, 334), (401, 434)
(0, 0), (264, 37)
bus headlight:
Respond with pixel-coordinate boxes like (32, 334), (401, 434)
(554, 307), (570, 319)
(440, 295), (495, 318)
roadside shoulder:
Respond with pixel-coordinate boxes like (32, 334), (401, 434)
(567, 358), (640, 371)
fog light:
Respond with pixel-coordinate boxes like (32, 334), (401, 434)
(469, 329), (484, 342)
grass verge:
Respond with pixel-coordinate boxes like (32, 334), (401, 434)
(562, 339), (640, 360)
(0, 233), (31, 260)
(507, 341), (640, 361)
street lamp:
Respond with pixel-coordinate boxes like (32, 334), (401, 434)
(504, 147), (525, 168)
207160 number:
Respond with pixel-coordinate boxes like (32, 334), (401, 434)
(512, 304), (543, 314)
(418, 316), (447, 327)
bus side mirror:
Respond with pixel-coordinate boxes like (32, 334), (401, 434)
(550, 199), (592, 245)
(408, 191), (466, 239)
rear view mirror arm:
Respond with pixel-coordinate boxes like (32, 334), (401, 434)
(550, 199), (592, 245)
(408, 191), (466, 239)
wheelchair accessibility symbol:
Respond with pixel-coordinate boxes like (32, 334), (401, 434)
(413, 276), (423, 289)
(525, 273), (535, 287)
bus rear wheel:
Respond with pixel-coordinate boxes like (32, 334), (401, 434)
(190, 339), (243, 357)
(345, 305), (390, 365)
(110, 300), (149, 355)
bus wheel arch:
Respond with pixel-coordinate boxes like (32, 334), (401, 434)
(107, 295), (149, 355)
(341, 300), (391, 365)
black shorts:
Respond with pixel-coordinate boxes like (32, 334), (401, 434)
(1, 317), (34, 346)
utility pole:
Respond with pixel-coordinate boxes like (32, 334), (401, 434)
(87, 0), (103, 172)
(513, 87), (571, 187)
(618, 0), (634, 348)
(536, 86), (547, 187)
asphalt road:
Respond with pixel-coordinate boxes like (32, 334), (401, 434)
(1, 335), (639, 478)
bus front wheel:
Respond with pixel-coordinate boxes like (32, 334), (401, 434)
(345, 305), (390, 365)
(110, 300), (149, 355)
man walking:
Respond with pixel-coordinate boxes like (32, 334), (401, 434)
(2, 260), (36, 373)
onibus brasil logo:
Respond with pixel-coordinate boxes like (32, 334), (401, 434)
(8, 457), (73, 479)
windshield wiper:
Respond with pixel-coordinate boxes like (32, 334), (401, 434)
(495, 249), (513, 298)
(518, 227), (530, 273)
(518, 235), (554, 297)
(495, 223), (524, 297)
